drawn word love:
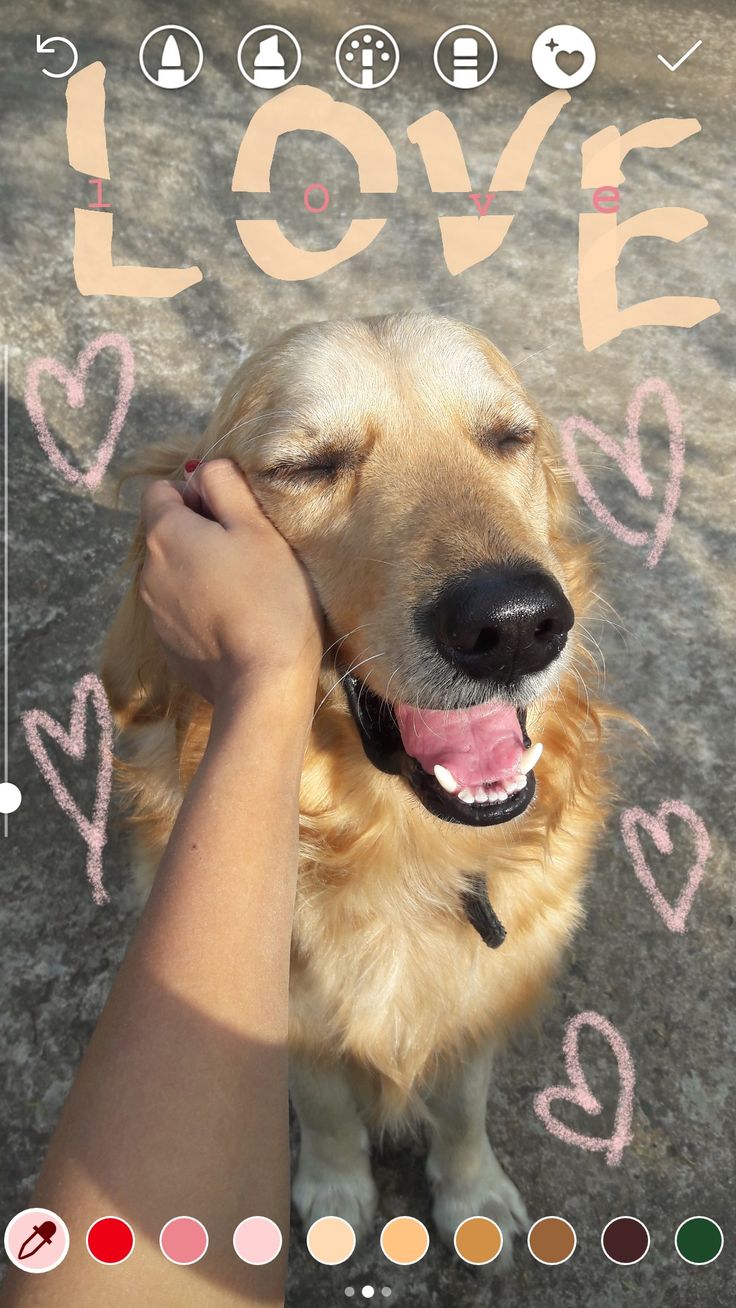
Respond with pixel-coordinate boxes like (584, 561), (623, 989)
(64, 67), (719, 350)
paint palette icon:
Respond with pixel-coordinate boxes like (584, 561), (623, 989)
(336, 26), (399, 89)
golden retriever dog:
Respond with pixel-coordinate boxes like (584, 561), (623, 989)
(103, 313), (618, 1267)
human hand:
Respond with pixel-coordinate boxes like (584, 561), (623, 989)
(139, 459), (324, 708)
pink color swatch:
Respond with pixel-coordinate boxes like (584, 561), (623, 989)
(233, 1216), (283, 1265)
(159, 1216), (208, 1265)
(533, 1010), (635, 1166)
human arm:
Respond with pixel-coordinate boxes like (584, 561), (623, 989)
(2, 461), (322, 1308)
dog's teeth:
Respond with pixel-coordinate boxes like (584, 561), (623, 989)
(518, 741), (543, 775)
(474, 787), (488, 804)
(434, 764), (459, 794)
(486, 790), (503, 804)
(505, 773), (528, 794)
(458, 787), (475, 803)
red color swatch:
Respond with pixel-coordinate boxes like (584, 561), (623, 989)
(86, 1216), (135, 1264)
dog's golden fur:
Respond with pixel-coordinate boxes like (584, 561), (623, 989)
(103, 314), (620, 1132)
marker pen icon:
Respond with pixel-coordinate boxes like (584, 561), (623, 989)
(253, 34), (286, 87)
(18, 1221), (57, 1260)
(237, 26), (302, 89)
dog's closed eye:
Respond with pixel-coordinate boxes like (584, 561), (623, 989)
(495, 426), (535, 451)
(261, 459), (342, 485)
(476, 423), (536, 454)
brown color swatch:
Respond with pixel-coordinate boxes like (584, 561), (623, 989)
(528, 1216), (577, 1265)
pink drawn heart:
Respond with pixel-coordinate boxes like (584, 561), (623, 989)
(25, 333), (134, 491)
(560, 377), (684, 568)
(533, 1010), (635, 1165)
(22, 674), (113, 905)
(620, 799), (711, 933)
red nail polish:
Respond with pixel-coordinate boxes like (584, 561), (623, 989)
(184, 459), (200, 474)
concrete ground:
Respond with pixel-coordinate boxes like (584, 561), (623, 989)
(1, 1), (733, 1304)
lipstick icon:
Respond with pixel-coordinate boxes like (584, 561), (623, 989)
(18, 1220), (57, 1260)
(156, 34), (186, 88)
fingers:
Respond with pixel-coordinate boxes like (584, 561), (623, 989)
(141, 480), (185, 533)
(184, 459), (259, 530)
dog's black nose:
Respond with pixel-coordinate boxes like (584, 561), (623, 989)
(428, 565), (574, 683)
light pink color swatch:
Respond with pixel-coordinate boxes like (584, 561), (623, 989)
(22, 673), (113, 905)
(25, 332), (134, 491)
(621, 799), (711, 933)
(560, 377), (684, 568)
(533, 1010), (635, 1166)
(233, 1216), (283, 1265)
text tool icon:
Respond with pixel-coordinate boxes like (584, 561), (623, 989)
(139, 25), (204, 90)
(434, 26), (498, 89)
(336, 26), (399, 89)
(238, 26), (301, 88)
(4, 1208), (70, 1273)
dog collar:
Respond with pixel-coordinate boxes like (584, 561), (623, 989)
(461, 873), (507, 948)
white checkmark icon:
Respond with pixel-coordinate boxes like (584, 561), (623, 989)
(657, 39), (702, 71)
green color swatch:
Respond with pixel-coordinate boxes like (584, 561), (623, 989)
(675, 1217), (723, 1265)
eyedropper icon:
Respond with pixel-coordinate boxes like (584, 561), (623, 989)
(18, 1221), (57, 1260)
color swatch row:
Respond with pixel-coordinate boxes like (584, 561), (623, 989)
(4, 1208), (725, 1275)
(307, 1213), (725, 1267)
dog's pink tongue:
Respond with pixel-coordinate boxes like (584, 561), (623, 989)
(394, 701), (524, 789)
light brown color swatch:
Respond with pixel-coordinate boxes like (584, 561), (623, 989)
(528, 1216), (577, 1265)
(454, 1216), (503, 1265)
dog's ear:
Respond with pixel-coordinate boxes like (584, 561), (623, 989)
(102, 438), (193, 729)
(534, 411), (599, 620)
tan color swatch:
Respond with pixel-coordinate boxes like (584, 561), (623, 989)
(305, 1216), (355, 1266)
(380, 1217), (430, 1265)
(454, 1216), (503, 1265)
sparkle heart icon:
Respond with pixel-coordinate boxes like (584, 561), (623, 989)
(620, 799), (711, 933)
(555, 49), (584, 77)
(533, 1011), (635, 1166)
(22, 674), (114, 904)
(560, 377), (684, 568)
(25, 333), (135, 491)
